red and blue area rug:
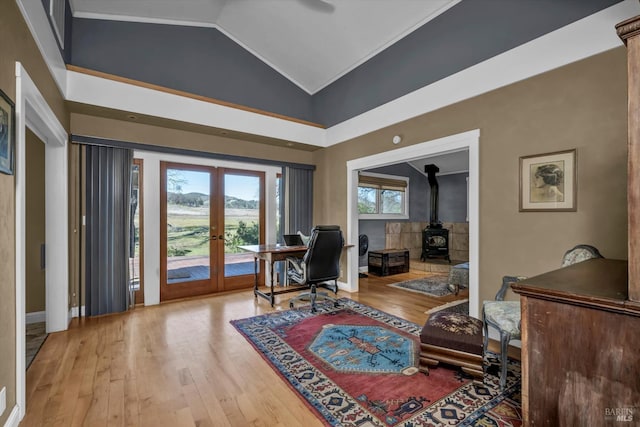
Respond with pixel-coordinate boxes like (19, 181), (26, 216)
(231, 298), (522, 426)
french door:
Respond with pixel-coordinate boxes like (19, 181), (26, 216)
(160, 162), (265, 301)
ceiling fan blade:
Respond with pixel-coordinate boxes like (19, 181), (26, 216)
(297, 0), (335, 13)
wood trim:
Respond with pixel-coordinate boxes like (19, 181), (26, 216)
(66, 64), (326, 129)
(616, 15), (640, 44)
(618, 15), (640, 302)
(520, 295), (530, 423)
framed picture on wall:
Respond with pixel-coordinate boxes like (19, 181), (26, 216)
(0, 88), (15, 175)
(519, 149), (576, 212)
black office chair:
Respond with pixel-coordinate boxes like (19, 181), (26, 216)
(286, 225), (344, 312)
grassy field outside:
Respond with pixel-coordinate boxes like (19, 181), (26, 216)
(167, 204), (259, 256)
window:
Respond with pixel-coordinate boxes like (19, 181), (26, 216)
(358, 172), (409, 219)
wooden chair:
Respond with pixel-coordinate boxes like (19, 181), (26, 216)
(482, 275), (527, 390)
(561, 244), (603, 267)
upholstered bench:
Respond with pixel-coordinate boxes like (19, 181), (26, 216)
(418, 311), (484, 383)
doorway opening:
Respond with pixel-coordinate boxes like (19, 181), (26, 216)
(346, 129), (480, 317)
(25, 129), (47, 369)
(15, 62), (69, 421)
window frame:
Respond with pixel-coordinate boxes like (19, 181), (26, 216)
(358, 172), (409, 220)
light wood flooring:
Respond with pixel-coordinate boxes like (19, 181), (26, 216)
(22, 271), (471, 427)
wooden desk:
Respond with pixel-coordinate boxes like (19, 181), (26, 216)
(239, 244), (308, 307)
(512, 259), (640, 425)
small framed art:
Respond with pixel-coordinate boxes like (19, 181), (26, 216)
(519, 149), (576, 212)
(0, 89), (15, 175)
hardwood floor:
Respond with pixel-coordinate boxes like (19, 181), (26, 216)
(22, 271), (469, 427)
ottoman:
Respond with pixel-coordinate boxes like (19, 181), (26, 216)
(448, 262), (469, 295)
(419, 311), (484, 383)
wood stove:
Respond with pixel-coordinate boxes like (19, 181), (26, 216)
(420, 164), (451, 262)
(421, 228), (450, 262)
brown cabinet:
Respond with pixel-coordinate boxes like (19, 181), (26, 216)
(512, 259), (640, 426)
(368, 249), (409, 276)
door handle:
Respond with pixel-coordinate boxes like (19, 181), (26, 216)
(218, 235), (225, 241)
(210, 236), (217, 240)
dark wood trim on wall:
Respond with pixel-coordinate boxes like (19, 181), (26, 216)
(66, 65), (326, 129)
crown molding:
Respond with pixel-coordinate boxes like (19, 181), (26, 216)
(616, 14), (640, 43)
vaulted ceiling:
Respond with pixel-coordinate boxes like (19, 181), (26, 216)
(69, 0), (460, 94)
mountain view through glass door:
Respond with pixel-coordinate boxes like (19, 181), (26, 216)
(160, 163), (265, 300)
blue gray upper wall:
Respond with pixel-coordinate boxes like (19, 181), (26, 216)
(71, 19), (314, 122)
(70, 0), (622, 127)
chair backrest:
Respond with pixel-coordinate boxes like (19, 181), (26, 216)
(561, 244), (603, 267)
(302, 225), (344, 283)
(495, 275), (527, 301)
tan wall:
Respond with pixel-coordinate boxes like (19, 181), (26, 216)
(0, 2), (68, 423)
(314, 48), (629, 311)
(25, 129), (46, 313)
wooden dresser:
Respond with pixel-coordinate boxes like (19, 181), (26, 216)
(512, 259), (640, 425)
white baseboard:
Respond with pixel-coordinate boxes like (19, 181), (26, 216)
(337, 280), (353, 292)
(25, 311), (45, 324)
(70, 306), (85, 318)
(3, 405), (20, 427)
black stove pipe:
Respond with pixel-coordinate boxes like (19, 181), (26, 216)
(424, 164), (442, 228)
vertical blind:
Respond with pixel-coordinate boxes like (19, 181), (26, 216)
(283, 166), (313, 235)
(85, 145), (133, 316)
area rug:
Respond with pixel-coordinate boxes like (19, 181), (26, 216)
(425, 299), (469, 315)
(231, 298), (521, 426)
(387, 275), (453, 297)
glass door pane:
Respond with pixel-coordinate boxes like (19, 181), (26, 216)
(218, 169), (265, 290)
(166, 168), (211, 282)
(223, 172), (261, 277)
(161, 162), (217, 300)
